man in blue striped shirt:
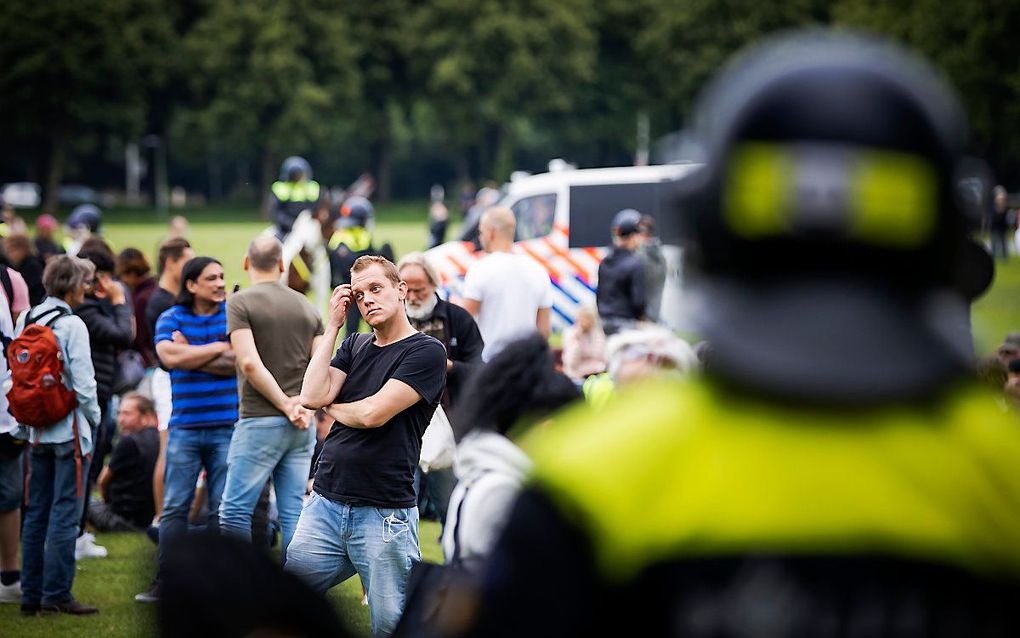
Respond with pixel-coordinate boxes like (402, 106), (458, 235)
(136, 256), (237, 604)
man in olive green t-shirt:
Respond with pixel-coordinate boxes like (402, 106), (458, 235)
(218, 235), (324, 560)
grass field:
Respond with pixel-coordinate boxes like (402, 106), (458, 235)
(1, 205), (1018, 636)
(0, 521), (445, 637)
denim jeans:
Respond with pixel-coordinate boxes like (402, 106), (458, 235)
(218, 416), (315, 560)
(285, 492), (420, 636)
(157, 426), (232, 579)
(21, 441), (90, 605)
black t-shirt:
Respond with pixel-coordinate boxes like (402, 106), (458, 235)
(146, 287), (176, 367)
(314, 331), (446, 508)
(107, 427), (160, 527)
(146, 287), (176, 336)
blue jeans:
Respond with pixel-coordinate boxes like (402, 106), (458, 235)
(218, 416), (315, 561)
(285, 492), (420, 636)
(21, 441), (90, 605)
(157, 426), (232, 578)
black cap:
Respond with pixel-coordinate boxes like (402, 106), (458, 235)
(612, 208), (642, 236)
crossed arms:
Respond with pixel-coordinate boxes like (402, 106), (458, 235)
(299, 327), (422, 429)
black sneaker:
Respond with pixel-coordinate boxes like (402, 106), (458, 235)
(21, 602), (41, 616)
(134, 582), (161, 603)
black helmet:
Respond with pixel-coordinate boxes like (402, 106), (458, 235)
(674, 31), (988, 404)
(339, 196), (374, 229)
(279, 156), (312, 182)
(67, 204), (102, 233)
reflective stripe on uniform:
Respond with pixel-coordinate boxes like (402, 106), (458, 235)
(525, 379), (1020, 583)
(329, 227), (372, 252)
(271, 180), (320, 203)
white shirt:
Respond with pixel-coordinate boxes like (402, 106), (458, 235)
(463, 251), (552, 361)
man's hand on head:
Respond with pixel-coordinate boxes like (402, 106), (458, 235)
(328, 284), (353, 329)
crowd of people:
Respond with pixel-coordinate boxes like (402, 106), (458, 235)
(1, 30), (1020, 638)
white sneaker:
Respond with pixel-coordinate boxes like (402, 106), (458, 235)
(75, 532), (108, 559)
(0, 579), (21, 603)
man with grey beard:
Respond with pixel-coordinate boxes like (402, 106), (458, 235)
(397, 253), (483, 525)
(398, 253), (484, 413)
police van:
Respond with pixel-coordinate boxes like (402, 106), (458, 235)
(424, 162), (701, 331)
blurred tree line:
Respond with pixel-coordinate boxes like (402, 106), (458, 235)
(1, 0), (1018, 212)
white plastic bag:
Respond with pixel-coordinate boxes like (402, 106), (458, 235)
(419, 404), (456, 472)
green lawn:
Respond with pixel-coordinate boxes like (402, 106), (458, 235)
(0, 520), (445, 637)
(1, 206), (1018, 636)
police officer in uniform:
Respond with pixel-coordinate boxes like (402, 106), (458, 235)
(433, 33), (1020, 638)
(328, 195), (393, 335)
(271, 157), (321, 239)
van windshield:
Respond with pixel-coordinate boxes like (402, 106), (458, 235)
(512, 193), (557, 241)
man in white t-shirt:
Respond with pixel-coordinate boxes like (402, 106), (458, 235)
(462, 207), (552, 361)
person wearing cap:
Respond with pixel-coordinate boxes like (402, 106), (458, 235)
(432, 33), (1020, 637)
(595, 208), (646, 336)
(34, 214), (64, 262)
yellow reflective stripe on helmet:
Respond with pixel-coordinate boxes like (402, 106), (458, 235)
(724, 143), (937, 247)
(724, 143), (793, 238)
(851, 150), (937, 246)
(291, 254), (311, 282)
(525, 379), (1020, 583)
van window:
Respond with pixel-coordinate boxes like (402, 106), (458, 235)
(512, 194), (557, 241)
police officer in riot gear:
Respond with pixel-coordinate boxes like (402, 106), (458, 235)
(328, 196), (393, 335)
(420, 32), (1020, 638)
(271, 157), (321, 238)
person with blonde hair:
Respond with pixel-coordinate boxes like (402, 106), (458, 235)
(560, 305), (606, 380)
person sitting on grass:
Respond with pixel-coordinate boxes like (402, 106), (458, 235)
(88, 393), (160, 532)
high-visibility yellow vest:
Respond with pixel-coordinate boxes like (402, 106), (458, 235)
(524, 378), (1020, 583)
(271, 180), (320, 203)
(329, 227), (372, 252)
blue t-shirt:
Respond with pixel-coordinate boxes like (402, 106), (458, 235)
(154, 303), (238, 429)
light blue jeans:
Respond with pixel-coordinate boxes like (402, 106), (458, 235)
(218, 416), (315, 560)
(285, 492), (420, 636)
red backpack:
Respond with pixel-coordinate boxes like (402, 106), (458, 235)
(6, 307), (78, 429)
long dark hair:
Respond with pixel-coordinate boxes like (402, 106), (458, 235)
(176, 256), (221, 307)
(453, 333), (581, 442)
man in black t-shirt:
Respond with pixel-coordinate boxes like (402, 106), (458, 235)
(286, 255), (446, 637)
(89, 393), (160, 531)
(145, 238), (193, 528)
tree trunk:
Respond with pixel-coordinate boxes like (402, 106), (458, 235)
(42, 135), (66, 214)
(492, 124), (514, 183)
(260, 149), (275, 217)
(369, 139), (392, 203)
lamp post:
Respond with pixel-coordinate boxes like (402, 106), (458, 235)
(143, 134), (168, 217)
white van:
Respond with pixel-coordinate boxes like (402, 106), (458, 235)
(424, 162), (701, 331)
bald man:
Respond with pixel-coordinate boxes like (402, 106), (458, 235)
(461, 207), (552, 360)
(218, 235), (324, 560)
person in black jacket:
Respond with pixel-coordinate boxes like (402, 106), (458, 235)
(3, 234), (46, 305)
(398, 252), (484, 525)
(74, 242), (134, 556)
(596, 209), (647, 335)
